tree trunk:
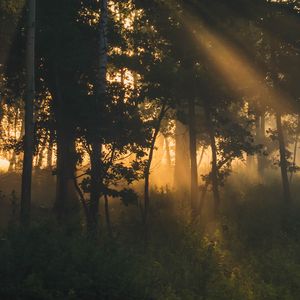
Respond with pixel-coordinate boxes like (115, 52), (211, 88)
(290, 115), (299, 183)
(20, 0), (36, 226)
(9, 106), (19, 172)
(257, 112), (266, 176)
(276, 112), (291, 203)
(104, 194), (112, 237)
(47, 130), (54, 170)
(86, 0), (109, 236)
(144, 104), (167, 227)
(98, 0), (108, 93)
(87, 142), (101, 235)
(48, 64), (78, 221)
(188, 97), (198, 215)
(173, 120), (190, 191)
(54, 123), (78, 219)
(246, 103), (255, 169)
(37, 137), (47, 168)
(205, 107), (220, 215)
(209, 126), (220, 214)
(197, 146), (205, 169)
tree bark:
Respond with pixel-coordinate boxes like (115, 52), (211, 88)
(87, 0), (108, 236)
(20, 0), (36, 226)
(188, 97), (198, 215)
(9, 109), (18, 171)
(98, 0), (108, 94)
(54, 123), (78, 219)
(87, 142), (101, 235)
(257, 112), (266, 176)
(144, 104), (167, 227)
(173, 120), (190, 190)
(104, 194), (112, 237)
(47, 130), (54, 170)
(37, 137), (47, 168)
(276, 112), (291, 203)
(197, 146), (205, 169)
(47, 63), (79, 221)
(209, 126), (220, 214)
(205, 106), (220, 215)
(290, 115), (299, 183)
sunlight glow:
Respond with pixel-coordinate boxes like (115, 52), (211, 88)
(0, 158), (9, 172)
(175, 8), (293, 112)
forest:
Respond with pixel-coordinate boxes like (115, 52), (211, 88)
(1, 0), (300, 299)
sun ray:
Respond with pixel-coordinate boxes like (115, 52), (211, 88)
(165, 1), (294, 112)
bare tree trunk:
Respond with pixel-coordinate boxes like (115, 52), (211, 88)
(257, 112), (267, 176)
(87, 142), (101, 235)
(143, 104), (167, 228)
(197, 145), (205, 169)
(246, 103), (255, 169)
(50, 64), (78, 223)
(47, 130), (54, 170)
(54, 123), (78, 219)
(9, 110), (18, 171)
(48, 64), (78, 220)
(37, 137), (47, 168)
(14, 109), (25, 171)
(20, 0), (36, 226)
(174, 120), (190, 191)
(199, 181), (209, 214)
(98, 0), (108, 92)
(188, 97), (198, 215)
(104, 194), (112, 237)
(205, 106), (220, 215)
(87, 0), (108, 236)
(9, 109), (20, 171)
(290, 115), (299, 183)
(208, 127), (220, 215)
(276, 112), (291, 203)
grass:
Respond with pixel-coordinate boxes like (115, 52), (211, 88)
(1, 179), (300, 299)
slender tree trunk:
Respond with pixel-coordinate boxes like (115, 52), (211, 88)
(246, 103), (255, 169)
(173, 120), (190, 191)
(205, 107), (220, 214)
(208, 126), (220, 214)
(8, 108), (18, 171)
(37, 137), (47, 168)
(290, 115), (299, 183)
(104, 194), (112, 237)
(87, 0), (108, 236)
(197, 146), (205, 169)
(9, 110), (18, 171)
(20, 0), (36, 226)
(47, 130), (54, 170)
(144, 104), (167, 226)
(74, 177), (89, 222)
(98, 0), (108, 90)
(87, 142), (101, 235)
(257, 112), (267, 176)
(199, 181), (209, 214)
(188, 97), (198, 215)
(276, 112), (291, 203)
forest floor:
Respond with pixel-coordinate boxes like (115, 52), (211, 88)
(0, 174), (300, 299)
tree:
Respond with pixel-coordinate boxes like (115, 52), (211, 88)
(20, 0), (35, 226)
(87, 0), (108, 236)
